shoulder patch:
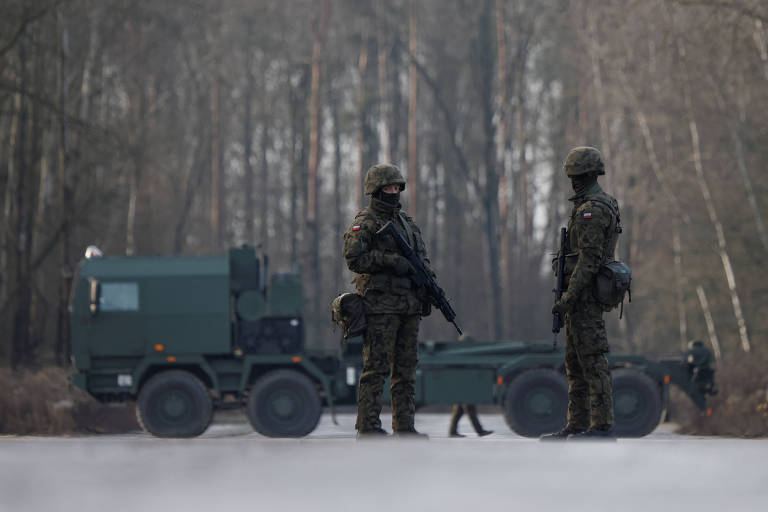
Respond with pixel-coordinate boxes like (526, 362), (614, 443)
(352, 225), (361, 231)
(583, 212), (592, 219)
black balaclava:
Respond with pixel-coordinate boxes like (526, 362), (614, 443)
(374, 188), (400, 206)
(570, 172), (598, 197)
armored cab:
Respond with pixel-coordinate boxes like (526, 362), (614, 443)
(70, 246), (334, 438)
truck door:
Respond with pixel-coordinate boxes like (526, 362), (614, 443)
(80, 280), (145, 356)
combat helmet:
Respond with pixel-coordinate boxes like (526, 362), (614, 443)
(563, 147), (605, 176)
(364, 164), (406, 195)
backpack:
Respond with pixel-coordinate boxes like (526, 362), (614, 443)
(331, 293), (366, 340)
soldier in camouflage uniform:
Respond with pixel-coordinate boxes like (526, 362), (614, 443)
(343, 164), (432, 439)
(542, 147), (620, 441)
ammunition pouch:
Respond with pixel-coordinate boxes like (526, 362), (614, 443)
(594, 260), (632, 315)
(331, 293), (367, 340)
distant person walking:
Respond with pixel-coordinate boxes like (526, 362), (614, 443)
(449, 404), (493, 437)
(448, 334), (492, 438)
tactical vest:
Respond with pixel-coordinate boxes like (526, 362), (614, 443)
(353, 206), (419, 299)
(582, 192), (631, 312)
(583, 192), (622, 263)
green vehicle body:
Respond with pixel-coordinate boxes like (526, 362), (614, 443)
(70, 246), (716, 438)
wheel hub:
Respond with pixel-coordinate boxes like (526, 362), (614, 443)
(271, 392), (297, 418)
(162, 391), (189, 419)
(616, 390), (641, 418)
(527, 390), (554, 417)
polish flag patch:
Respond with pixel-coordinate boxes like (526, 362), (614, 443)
(583, 212), (592, 219)
(352, 225), (361, 231)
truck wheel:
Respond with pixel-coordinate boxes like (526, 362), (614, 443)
(503, 369), (568, 438)
(612, 369), (662, 437)
(247, 370), (321, 437)
(136, 370), (213, 438)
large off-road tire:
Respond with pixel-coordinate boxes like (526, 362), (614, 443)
(246, 369), (322, 437)
(612, 369), (663, 437)
(136, 370), (213, 438)
(503, 369), (569, 438)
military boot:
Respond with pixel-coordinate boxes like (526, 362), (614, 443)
(356, 427), (389, 440)
(539, 425), (586, 441)
(393, 427), (429, 440)
(568, 425), (616, 441)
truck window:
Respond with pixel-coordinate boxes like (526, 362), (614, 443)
(100, 282), (139, 312)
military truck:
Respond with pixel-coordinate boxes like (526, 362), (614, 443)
(70, 246), (716, 438)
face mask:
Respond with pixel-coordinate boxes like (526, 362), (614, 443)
(376, 190), (400, 206)
(571, 173), (598, 196)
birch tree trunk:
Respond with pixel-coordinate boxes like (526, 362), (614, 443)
(54, 7), (72, 365)
(587, 8), (612, 183)
(259, 99), (270, 251)
(710, 78), (768, 254)
(210, 75), (222, 248)
(753, 20), (768, 82)
(696, 285), (722, 361)
(679, 40), (751, 353)
(478, 0), (503, 338)
(686, 114), (751, 353)
(378, 20), (391, 162)
(496, 0), (511, 328)
(307, 0), (329, 343)
(243, 29), (255, 243)
(617, 68), (691, 225)
(330, 89), (343, 293)
(673, 225), (688, 351)
(356, 33), (369, 210)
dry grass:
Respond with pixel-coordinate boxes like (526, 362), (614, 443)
(672, 349), (768, 437)
(0, 367), (138, 435)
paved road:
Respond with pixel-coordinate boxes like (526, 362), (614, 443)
(1, 412), (766, 512)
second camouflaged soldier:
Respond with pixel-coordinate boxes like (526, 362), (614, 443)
(343, 164), (432, 439)
(542, 147), (620, 441)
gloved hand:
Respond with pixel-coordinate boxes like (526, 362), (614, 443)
(385, 253), (413, 276)
(551, 293), (573, 315)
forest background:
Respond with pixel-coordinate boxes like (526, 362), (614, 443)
(1, 0), (766, 386)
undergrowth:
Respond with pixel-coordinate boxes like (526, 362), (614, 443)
(0, 367), (138, 435)
(672, 349), (768, 437)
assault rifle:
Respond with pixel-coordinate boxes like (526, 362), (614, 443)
(377, 221), (462, 335)
(552, 227), (568, 348)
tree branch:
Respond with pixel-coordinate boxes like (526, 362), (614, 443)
(669, 0), (768, 23)
(0, 0), (69, 58)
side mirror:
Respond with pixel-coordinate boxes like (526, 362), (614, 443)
(89, 278), (100, 315)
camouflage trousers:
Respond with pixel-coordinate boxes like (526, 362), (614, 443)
(564, 299), (613, 430)
(356, 313), (420, 431)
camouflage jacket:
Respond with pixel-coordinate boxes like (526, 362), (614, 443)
(343, 197), (432, 315)
(562, 183), (620, 306)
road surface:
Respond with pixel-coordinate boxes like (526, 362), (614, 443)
(1, 412), (765, 512)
